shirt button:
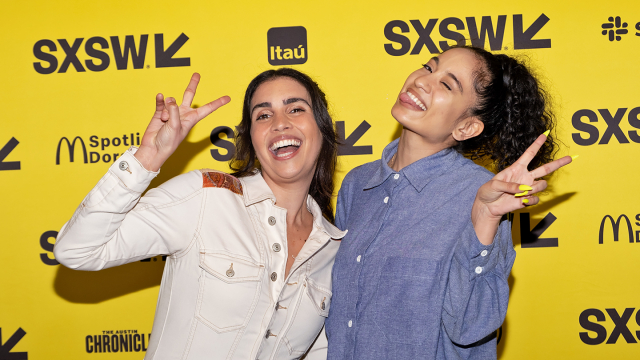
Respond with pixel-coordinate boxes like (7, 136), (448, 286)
(481, 250), (488, 257)
(348, 320), (353, 327)
(270, 272), (278, 281)
(383, 197), (389, 204)
(272, 243), (281, 252)
(118, 161), (129, 172)
(394, 174), (400, 180)
(356, 255), (361, 263)
(268, 216), (276, 226)
(475, 266), (483, 274)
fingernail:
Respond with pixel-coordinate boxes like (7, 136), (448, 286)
(519, 184), (533, 191)
(571, 155), (579, 160)
(522, 199), (529, 204)
(515, 191), (529, 197)
(543, 130), (550, 137)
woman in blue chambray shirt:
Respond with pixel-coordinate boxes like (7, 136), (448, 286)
(325, 46), (574, 359)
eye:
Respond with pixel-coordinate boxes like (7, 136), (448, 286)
(441, 82), (452, 91)
(290, 107), (305, 114)
(422, 63), (432, 73)
(256, 113), (270, 121)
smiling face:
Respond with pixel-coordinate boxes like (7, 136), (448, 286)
(249, 77), (323, 187)
(391, 47), (484, 146)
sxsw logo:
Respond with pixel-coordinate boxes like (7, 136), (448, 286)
(267, 26), (307, 65)
(598, 214), (640, 244)
(0, 328), (27, 359)
(384, 14), (551, 56)
(210, 121), (372, 161)
(33, 33), (190, 74)
(601, 16), (640, 42)
(580, 308), (640, 345)
(0, 137), (20, 171)
(571, 107), (640, 146)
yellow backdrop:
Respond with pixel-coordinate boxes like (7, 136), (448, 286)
(2, 0), (639, 358)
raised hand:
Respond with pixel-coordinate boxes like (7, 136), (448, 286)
(134, 73), (231, 171)
(471, 132), (574, 244)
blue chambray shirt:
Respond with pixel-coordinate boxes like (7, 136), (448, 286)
(326, 139), (516, 360)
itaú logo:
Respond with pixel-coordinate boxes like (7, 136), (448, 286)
(55, 134), (140, 165)
(598, 214), (640, 244)
(267, 26), (307, 65)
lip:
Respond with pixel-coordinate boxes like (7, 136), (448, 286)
(398, 89), (427, 112)
(268, 134), (303, 161)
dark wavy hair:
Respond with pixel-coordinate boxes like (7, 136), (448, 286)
(230, 68), (338, 223)
(451, 46), (558, 173)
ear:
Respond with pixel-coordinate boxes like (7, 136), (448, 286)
(452, 117), (484, 141)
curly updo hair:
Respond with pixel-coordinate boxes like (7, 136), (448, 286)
(451, 46), (558, 173)
(230, 68), (338, 223)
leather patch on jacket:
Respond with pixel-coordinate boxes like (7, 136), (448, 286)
(201, 171), (243, 195)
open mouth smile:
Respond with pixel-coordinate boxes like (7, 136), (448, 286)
(269, 138), (302, 158)
(405, 91), (427, 111)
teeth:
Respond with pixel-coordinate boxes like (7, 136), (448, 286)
(270, 139), (302, 151)
(407, 92), (427, 111)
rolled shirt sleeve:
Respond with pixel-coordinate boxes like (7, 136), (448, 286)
(442, 216), (516, 345)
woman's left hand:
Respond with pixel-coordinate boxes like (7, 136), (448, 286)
(471, 133), (573, 244)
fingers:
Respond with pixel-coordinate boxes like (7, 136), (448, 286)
(529, 155), (573, 179)
(165, 97), (181, 130)
(515, 132), (548, 167)
(195, 95), (231, 120)
(181, 73), (200, 107)
(155, 93), (165, 112)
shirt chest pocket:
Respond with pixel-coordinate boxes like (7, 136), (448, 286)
(196, 252), (264, 333)
(282, 278), (331, 356)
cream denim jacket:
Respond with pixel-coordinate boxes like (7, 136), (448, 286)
(54, 148), (346, 360)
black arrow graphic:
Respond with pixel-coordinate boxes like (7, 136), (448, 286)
(520, 212), (558, 248)
(336, 121), (373, 156)
(155, 33), (190, 68)
(0, 328), (28, 360)
(0, 137), (21, 171)
(513, 14), (551, 49)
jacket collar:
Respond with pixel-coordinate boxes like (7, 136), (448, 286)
(364, 138), (459, 193)
(239, 172), (347, 240)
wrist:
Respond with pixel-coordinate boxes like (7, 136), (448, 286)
(133, 146), (162, 172)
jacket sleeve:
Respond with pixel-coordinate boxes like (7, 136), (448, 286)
(53, 148), (203, 271)
(441, 215), (516, 346)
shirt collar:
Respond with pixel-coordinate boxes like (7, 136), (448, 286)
(364, 138), (460, 193)
(239, 172), (347, 240)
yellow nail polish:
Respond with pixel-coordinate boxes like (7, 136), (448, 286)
(519, 185), (533, 191)
(522, 199), (529, 204)
(571, 155), (579, 160)
(515, 191), (529, 197)
(543, 130), (550, 137)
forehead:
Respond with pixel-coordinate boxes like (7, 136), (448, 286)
(251, 77), (310, 105)
(435, 48), (480, 77)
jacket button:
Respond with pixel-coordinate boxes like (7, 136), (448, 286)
(265, 329), (271, 338)
(119, 161), (129, 171)
(268, 216), (276, 226)
(272, 243), (281, 252)
(226, 263), (235, 277)
(270, 272), (277, 281)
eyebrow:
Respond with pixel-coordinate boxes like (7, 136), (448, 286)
(429, 56), (463, 93)
(251, 97), (311, 116)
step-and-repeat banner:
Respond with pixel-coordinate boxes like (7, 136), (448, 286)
(1, 0), (638, 358)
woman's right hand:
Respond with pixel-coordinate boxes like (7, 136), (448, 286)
(134, 73), (231, 171)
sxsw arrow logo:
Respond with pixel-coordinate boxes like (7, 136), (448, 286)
(0, 328), (27, 360)
(517, 212), (558, 248)
(336, 121), (373, 156)
(0, 138), (20, 171)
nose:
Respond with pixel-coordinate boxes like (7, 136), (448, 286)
(271, 111), (292, 132)
(414, 73), (432, 94)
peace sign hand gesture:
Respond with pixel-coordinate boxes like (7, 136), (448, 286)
(471, 132), (574, 245)
(134, 73), (231, 172)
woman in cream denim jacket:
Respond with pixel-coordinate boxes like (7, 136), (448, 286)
(54, 68), (345, 360)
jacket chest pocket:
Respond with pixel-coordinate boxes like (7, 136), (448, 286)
(196, 252), (264, 333)
(282, 278), (331, 356)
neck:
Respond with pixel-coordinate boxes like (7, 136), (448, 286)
(391, 128), (451, 171)
(262, 172), (313, 227)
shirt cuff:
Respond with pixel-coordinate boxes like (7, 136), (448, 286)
(458, 222), (497, 277)
(108, 146), (159, 193)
